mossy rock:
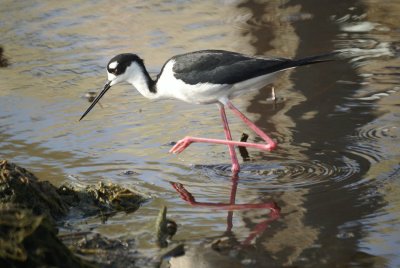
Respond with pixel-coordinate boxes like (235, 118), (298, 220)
(0, 160), (68, 221)
(0, 160), (148, 267)
(0, 160), (147, 220)
(0, 203), (94, 268)
(58, 181), (147, 218)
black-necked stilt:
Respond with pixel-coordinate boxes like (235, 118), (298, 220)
(80, 50), (336, 174)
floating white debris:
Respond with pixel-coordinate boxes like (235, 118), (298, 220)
(341, 21), (377, 32)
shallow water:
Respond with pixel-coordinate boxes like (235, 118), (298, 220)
(1, 0), (399, 267)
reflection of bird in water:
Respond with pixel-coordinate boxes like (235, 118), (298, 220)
(80, 50), (336, 174)
(171, 181), (280, 242)
(167, 181), (280, 268)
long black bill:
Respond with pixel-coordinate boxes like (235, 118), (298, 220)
(79, 81), (112, 121)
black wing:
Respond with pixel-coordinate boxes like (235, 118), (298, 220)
(170, 50), (290, 85)
(169, 50), (337, 85)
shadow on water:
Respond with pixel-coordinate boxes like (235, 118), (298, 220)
(160, 0), (399, 266)
(218, 0), (394, 266)
(286, 1), (380, 265)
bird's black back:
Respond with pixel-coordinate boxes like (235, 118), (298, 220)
(169, 50), (335, 85)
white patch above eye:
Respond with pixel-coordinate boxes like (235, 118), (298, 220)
(108, 61), (118, 69)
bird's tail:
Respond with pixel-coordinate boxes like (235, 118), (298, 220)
(292, 51), (340, 67)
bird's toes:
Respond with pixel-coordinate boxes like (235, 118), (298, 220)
(169, 142), (184, 154)
(169, 145), (180, 154)
(169, 137), (192, 154)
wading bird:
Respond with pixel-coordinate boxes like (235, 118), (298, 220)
(80, 50), (335, 174)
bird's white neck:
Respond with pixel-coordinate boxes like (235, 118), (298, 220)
(124, 62), (158, 100)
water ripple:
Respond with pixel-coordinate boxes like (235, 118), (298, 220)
(355, 125), (398, 141)
(342, 123), (400, 165)
(193, 157), (360, 191)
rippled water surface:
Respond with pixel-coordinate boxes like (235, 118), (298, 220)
(1, 0), (399, 267)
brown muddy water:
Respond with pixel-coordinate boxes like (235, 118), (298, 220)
(1, 0), (399, 267)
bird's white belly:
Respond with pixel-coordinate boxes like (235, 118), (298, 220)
(156, 61), (279, 104)
(171, 83), (231, 104)
(231, 72), (278, 97)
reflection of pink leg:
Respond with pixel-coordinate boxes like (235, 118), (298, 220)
(169, 102), (276, 156)
(219, 104), (240, 174)
(171, 180), (281, 245)
(241, 207), (280, 246)
(171, 182), (279, 211)
(226, 174), (238, 231)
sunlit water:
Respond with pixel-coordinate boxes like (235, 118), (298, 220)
(1, 0), (399, 267)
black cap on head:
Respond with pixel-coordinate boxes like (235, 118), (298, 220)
(107, 53), (143, 76)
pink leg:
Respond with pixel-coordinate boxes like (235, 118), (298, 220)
(226, 101), (276, 148)
(170, 102), (276, 154)
(219, 104), (240, 174)
(170, 136), (274, 153)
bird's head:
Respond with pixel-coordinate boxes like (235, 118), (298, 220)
(79, 53), (144, 121)
(106, 53), (145, 86)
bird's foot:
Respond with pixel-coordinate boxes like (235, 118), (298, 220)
(169, 137), (193, 154)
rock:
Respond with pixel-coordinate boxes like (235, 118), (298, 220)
(0, 159), (147, 221)
(0, 160), (68, 221)
(58, 181), (147, 218)
(155, 206), (177, 248)
(0, 203), (94, 268)
(0, 160), (150, 268)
